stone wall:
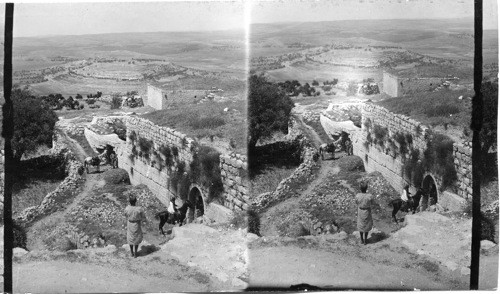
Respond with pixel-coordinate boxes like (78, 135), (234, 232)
(147, 84), (168, 110)
(15, 130), (85, 224)
(352, 103), (472, 209)
(453, 141), (473, 201)
(252, 116), (319, 209)
(220, 153), (249, 210)
(118, 116), (249, 211)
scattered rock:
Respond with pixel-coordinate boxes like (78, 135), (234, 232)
(246, 233), (260, 242)
(13, 247), (28, 257)
(481, 240), (496, 250)
(325, 231), (348, 241)
(461, 267), (471, 276)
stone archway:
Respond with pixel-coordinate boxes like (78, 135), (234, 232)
(421, 174), (439, 210)
(187, 184), (206, 222)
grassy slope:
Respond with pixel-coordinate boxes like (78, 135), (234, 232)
(375, 89), (473, 128)
(141, 100), (247, 154)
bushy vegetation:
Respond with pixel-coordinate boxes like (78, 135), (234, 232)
(138, 137), (154, 161)
(110, 95), (122, 109)
(249, 75), (294, 150)
(189, 146), (223, 202)
(13, 221), (28, 249)
(402, 132), (457, 190)
(480, 81), (498, 180)
(247, 208), (261, 236)
(12, 88), (59, 161)
(40, 93), (82, 110)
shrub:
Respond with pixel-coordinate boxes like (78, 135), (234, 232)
(172, 146), (179, 157)
(190, 146), (224, 202)
(363, 118), (372, 130)
(393, 132), (408, 155)
(179, 173), (191, 200)
(480, 212), (496, 242)
(13, 222), (28, 249)
(138, 137), (154, 161)
(422, 133), (457, 190)
(366, 132), (373, 144)
(128, 130), (137, 143)
(110, 95), (122, 109)
(247, 208), (261, 236)
(159, 145), (174, 170)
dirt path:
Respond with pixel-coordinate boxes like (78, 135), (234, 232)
(14, 242), (237, 293)
(249, 246), (462, 290)
(57, 127), (90, 162)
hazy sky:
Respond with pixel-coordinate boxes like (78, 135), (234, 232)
(3, 0), (499, 37)
(12, 1), (246, 37)
(251, 0), (498, 30)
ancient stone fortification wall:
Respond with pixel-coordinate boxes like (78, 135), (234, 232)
(453, 141), (472, 200)
(253, 116), (319, 208)
(118, 117), (196, 206)
(118, 117), (248, 210)
(220, 153), (249, 211)
(16, 130), (85, 224)
(352, 104), (472, 206)
(382, 71), (401, 97)
(147, 84), (168, 110)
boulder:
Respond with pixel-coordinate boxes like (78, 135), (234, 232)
(13, 247), (28, 257)
(481, 240), (496, 250)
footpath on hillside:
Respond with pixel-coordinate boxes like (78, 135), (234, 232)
(251, 102), (498, 290)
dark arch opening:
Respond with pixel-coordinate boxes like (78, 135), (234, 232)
(422, 175), (438, 209)
(188, 187), (205, 222)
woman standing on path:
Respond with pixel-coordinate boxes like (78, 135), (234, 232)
(355, 181), (376, 245)
(124, 195), (147, 257)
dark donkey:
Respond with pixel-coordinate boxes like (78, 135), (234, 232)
(155, 200), (194, 235)
(389, 188), (424, 223)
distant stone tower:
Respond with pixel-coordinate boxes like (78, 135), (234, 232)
(147, 84), (168, 110)
(382, 71), (401, 97)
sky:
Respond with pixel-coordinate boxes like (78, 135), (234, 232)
(11, 1), (246, 37)
(251, 0), (498, 30)
(1, 0), (498, 37)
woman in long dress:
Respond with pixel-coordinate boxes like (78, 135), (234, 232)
(355, 181), (376, 245)
(124, 195), (147, 257)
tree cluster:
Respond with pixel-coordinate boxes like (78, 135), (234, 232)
(248, 75), (294, 150)
(87, 91), (102, 98)
(40, 94), (83, 110)
(480, 80), (498, 179)
(276, 80), (320, 97)
(12, 88), (59, 161)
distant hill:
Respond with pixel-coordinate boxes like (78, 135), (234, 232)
(11, 30), (245, 60)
